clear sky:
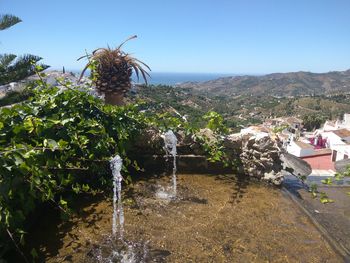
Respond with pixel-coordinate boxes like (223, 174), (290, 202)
(1, 0), (350, 74)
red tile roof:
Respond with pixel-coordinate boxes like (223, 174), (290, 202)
(302, 154), (335, 171)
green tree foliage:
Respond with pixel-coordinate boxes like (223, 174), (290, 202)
(0, 54), (49, 85)
(0, 14), (48, 85)
(302, 114), (327, 131)
(203, 111), (228, 134)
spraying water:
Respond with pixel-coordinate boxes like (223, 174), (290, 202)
(87, 155), (149, 262)
(163, 130), (178, 195)
(110, 155), (124, 238)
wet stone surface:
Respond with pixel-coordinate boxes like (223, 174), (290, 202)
(32, 174), (341, 262)
(284, 175), (350, 260)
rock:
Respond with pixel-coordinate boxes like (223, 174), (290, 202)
(176, 130), (195, 155)
(280, 152), (312, 177)
(335, 159), (350, 173)
(264, 171), (284, 185)
(130, 128), (164, 155)
(223, 133), (242, 153)
(237, 133), (284, 184)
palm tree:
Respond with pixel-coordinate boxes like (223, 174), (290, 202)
(0, 14), (49, 86)
(79, 35), (150, 105)
(0, 14), (21, 30)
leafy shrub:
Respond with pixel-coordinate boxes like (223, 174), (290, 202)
(203, 111), (228, 135)
(0, 78), (155, 256)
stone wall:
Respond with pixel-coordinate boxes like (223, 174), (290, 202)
(129, 128), (312, 186)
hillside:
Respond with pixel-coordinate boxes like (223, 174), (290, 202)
(131, 85), (350, 130)
(178, 69), (350, 97)
(3, 70), (350, 130)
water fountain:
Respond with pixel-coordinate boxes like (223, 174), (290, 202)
(87, 135), (178, 262)
(110, 154), (124, 238)
(163, 130), (178, 195)
(85, 155), (150, 262)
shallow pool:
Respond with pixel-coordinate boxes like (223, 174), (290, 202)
(31, 174), (341, 262)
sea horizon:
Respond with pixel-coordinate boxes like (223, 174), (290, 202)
(53, 69), (241, 85)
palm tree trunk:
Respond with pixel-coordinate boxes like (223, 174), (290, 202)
(104, 91), (124, 106)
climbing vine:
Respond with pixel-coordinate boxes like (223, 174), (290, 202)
(0, 75), (184, 257)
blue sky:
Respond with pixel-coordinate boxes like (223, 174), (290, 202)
(1, 0), (350, 74)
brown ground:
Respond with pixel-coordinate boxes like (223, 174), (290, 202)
(31, 174), (341, 262)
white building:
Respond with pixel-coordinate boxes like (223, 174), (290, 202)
(269, 117), (303, 131)
(320, 129), (350, 162)
(286, 141), (315, 157)
(322, 114), (350, 132)
(331, 144), (350, 162)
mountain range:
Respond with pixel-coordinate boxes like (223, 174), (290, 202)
(178, 69), (350, 97)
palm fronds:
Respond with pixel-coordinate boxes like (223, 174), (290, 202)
(0, 14), (22, 31)
(78, 35), (150, 91)
(0, 54), (49, 85)
(0, 14), (49, 86)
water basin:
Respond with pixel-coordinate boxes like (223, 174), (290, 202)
(30, 174), (341, 262)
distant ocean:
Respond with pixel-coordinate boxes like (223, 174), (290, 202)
(143, 72), (233, 85)
(69, 70), (234, 85)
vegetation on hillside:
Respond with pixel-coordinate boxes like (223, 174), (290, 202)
(131, 84), (350, 130)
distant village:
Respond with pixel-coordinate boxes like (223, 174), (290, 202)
(240, 113), (350, 177)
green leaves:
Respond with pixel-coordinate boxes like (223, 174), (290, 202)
(204, 111), (228, 135)
(0, 14), (21, 30)
(24, 116), (43, 134)
(310, 183), (318, 198)
(321, 177), (333, 185)
(59, 198), (68, 208)
(320, 192), (334, 204)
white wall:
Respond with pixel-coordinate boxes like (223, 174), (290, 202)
(286, 141), (314, 157)
(287, 142), (301, 157)
(331, 144), (350, 162)
(343, 114), (350, 127)
(321, 132), (346, 149)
